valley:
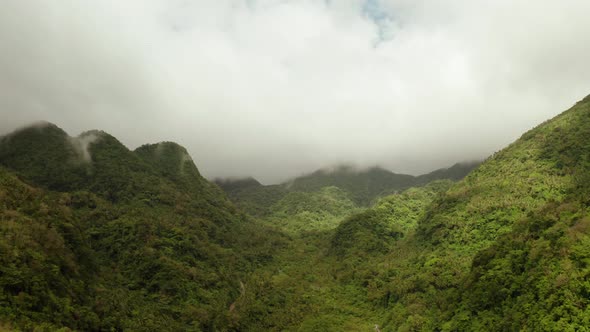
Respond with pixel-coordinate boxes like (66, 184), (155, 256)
(1, 94), (590, 331)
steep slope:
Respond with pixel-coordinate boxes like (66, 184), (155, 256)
(415, 161), (480, 186)
(0, 167), (100, 331)
(439, 94), (590, 330)
(327, 94), (590, 331)
(331, 180), (453, 257)
(215, 177), (262, 193)
(0, 123), (286, 331)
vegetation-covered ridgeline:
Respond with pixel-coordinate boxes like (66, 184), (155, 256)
(1, 93), (590, 331)
(227, 181), (454, 331)
(217, 94), (590, 331)
(285, 163), (479, 206)
(218, 162), (478, 208)
(0, 123), (286, 331)
(215, 161), (478, 220)
(215, 178), (288, 218)
(323, 94), (590, 331)
(217, 162), (475, 236)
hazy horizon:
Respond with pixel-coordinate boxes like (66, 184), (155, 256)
(1, 120), (484, 185)
(1, 1), (590, 183)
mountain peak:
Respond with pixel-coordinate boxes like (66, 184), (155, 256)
(214, 177), (262, 192)
(134, 141), (203, 188)
(1, 121), (66, 140)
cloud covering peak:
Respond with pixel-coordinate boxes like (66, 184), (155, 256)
(1, 0), (590, 183)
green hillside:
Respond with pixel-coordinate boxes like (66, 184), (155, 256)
(215, 160), (476, 240)
(328, 95), (590, 331)
(218, 162), (477, 214)
(0, 124), (286, 331)
(284, 165), (416, 206)
(1, 93), (590, 331)
(284, 163), (478, 206)
(228, 181), (453, 331)
(227, 94), (590, 331)
(264, 186), (359, 234)
(331, 180), (453, 257)
(414, 162), (480, 187)
(214, 178), (288, 218)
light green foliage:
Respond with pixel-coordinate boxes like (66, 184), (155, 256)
(448, 202), (590, 331)
(265, 186), (359, 234)
(330, 180), (452, 258)
(226, 181), (452, 330)
(379, 95), (590, 330)
(2, 93), (590, 331)
(234, 94), (590, 331)
(373, 180), (454, 234)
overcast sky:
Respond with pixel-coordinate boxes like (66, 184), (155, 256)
(1, 1), (590, 184)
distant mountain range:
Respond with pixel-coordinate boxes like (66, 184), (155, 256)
(215, 161), (479, 219)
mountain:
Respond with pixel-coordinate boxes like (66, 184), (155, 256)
(217, 162), (478, 219)
(284, 165), (417, 206)
(215, 180), (358, 234)
(222, 94), (590, 331)
(330, 180), (453, 257)
(2, 93), (590, 331)
(215, 161), (477, 238)
(327, 94), (590, 330)
(264, 186), (359, 234)
(415, 161), (481, 186)
(286, 163), (478, 206)
(0, 123), (286, 331)
(215, 177), (262, 192)
(214, 178), (289, 218)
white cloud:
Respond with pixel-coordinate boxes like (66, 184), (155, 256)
(1, 0), (589, 183)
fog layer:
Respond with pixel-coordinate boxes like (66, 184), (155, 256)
(1, 1), (590, 183)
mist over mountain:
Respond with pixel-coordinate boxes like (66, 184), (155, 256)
(1, 94), (590, 330)
(2, 1), (590, 183)
(2, 1), (590, 330)
(217, 161), (479, 208)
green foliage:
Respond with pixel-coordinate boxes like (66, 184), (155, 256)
(2, 93), (590, 331)
(0, 123), (89, 192)
(218, 182), (288, 218)
(0, 126), (288, 331)
(379, 94), (590, 330)
(265, 186), (359, 234)
(285, 166), (417, 206)
(449, 202), (590, 331)
(283, 163), (477, 206)
(414, 161), (480, 186)
(238, 94), (590, 331)
(0, 168), (100, 330)
(330, 181), (452, 257)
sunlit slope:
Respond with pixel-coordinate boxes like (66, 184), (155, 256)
(418, 95), (590, 251)
(332, 94), (590, 331)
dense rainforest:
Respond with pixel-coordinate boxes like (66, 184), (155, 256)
(0, 93), (589, 331)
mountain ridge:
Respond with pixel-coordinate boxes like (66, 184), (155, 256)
(2, 93), (590, 331)
(0, 122), (286, 331)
